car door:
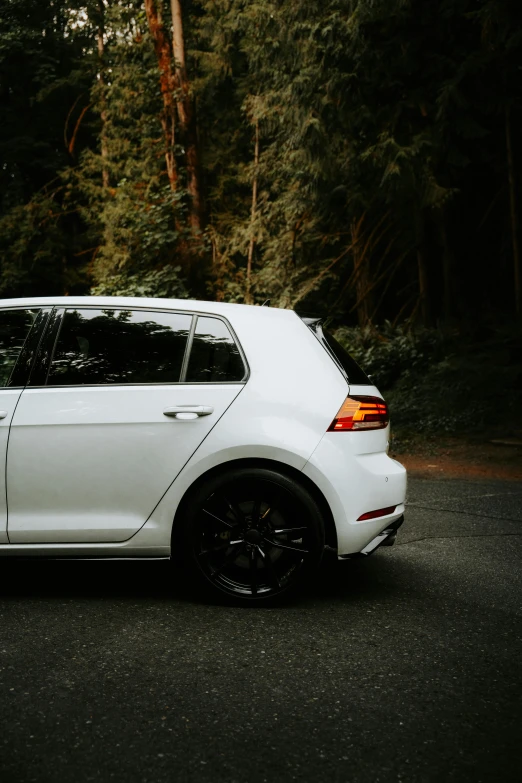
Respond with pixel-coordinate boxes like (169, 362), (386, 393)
(0, 307), (49, 544)
(6, 306), (247, 544)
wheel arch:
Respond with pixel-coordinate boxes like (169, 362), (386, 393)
(171, 457), (338, 553)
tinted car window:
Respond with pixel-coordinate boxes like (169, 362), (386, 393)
(48, 309), (192, 386)
(322, 328), (371, 385)
(0, 309), (37, 387)
(186, 316), (245, 383)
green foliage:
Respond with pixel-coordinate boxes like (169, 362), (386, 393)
(336, 323), (522, 435)
(91, 266), (189, 299)
(91, 264), (189, 298)
(71, 4), (191, 289)
(0, 191), (65, 296)
(386, 350), (522, 435)
(0, 0), (521, 325)
(334, 322), (445, 390)
(0, 0), (93, 295)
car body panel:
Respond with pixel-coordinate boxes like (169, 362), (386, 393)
(302, 429), (407, 555)
(75, 304), (350, 550)
(0, 389), (24, 544)
(0, 295), (407, 560)
(7, 384), (243, 543)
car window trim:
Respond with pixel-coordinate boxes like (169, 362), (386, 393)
(24, 381), (247, 390)
(0, 306), (51, 389)
(27, 304), (249, 389)
(45, 307), (66, 386)
(179, 314), (197, 382)
(14, 307), (52, 387)
(27, 307), (64, 387)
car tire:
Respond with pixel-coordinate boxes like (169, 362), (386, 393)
(180, 467), (326, 604)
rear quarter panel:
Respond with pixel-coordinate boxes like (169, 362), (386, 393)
(129, 309), (349, 547)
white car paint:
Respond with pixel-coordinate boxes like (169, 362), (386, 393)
(0, 295), (406, 560)
(7, 384), (243, 543)
(0, 389), (24, 545)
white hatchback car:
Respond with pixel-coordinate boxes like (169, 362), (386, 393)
(0, 297), (406, 602)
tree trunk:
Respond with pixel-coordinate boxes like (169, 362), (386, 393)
(352, 217), (373, 328)
(245, 120), (260, 305)
(417, 246), (431, 327)
(170, 0), (204, 235)
(97, 1), (109, 189)
(439, 208), (453, 324)
(505, 104), (520, 317)
(144, 0), (178, 194)
(414, 208), (432, 327)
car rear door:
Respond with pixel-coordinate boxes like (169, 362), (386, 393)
(0, 307), (49, 544)
(6, 306), (247, 544)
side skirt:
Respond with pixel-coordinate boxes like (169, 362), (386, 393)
(0, 544), (171, 559)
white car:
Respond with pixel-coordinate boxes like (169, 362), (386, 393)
(0, 297), (406, 602)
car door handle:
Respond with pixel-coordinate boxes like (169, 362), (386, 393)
(163, 406), (214, 419)
(0, 411), (7, 420)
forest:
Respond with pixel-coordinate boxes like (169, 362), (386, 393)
(1, 0), (521, 318)
(1, 1), (521, 441)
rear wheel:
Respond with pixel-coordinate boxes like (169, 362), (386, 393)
(181, 468), (325, 603)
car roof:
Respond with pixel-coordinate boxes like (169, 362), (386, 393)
(0, 296), (296, 323)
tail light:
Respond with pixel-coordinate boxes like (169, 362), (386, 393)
(357, 505), (396, 521)
(328, 395), (389, 431)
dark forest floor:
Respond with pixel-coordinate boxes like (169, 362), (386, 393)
(391, 430), (522, 480)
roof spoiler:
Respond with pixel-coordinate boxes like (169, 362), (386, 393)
(298, 315), (325, 332)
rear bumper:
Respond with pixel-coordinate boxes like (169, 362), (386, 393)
(302, 432), (407, 556)
(339, 515), (404, 558)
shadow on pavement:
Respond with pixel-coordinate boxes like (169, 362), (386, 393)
(0, 549), (421, 608)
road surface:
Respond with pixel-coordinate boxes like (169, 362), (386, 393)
(1, 477), (521, 782)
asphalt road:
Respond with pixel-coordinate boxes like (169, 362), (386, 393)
(1, 476), (522, 783)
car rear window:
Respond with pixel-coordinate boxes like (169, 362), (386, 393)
(322, 330), (371, 384)
(302, 319), (371, 385)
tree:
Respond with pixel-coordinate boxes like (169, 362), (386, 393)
(71, 0), (189, 294)
(1, 0), (521, 330)
(170, 0), (204, 236)
(0, 0), (93, 295)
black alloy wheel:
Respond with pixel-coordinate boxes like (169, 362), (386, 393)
(183, 468), (325, 602)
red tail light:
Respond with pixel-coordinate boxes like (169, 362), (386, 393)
(328, 395), (389, 431)
(357, 505), (396, 521)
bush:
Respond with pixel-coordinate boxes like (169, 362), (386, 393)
(91, 265), (190, 299)
(333, 322), (522, 435)
(333, 322), (445, 390)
